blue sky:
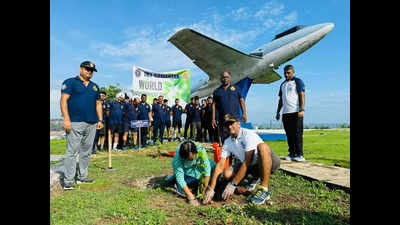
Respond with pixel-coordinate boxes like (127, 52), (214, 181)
(50, 0), (349, 125)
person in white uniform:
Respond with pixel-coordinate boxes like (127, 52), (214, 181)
(202, 114), (280, 205)
(276, 64), (306, 162)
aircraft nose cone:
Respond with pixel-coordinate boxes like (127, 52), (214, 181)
(325, 23), (334, 32)
(320, 23), (334, 34)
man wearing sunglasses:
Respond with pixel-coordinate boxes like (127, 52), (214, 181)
(60, 61), (103, 190)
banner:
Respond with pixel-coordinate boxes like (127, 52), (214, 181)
(132, 66), (191, 106)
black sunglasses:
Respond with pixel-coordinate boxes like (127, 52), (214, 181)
(84, 67), (94, 72)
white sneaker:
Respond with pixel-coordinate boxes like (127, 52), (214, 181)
(245, 178), (261, 191)
(283, 154), (293, 161)
(293, 156), (306, 162)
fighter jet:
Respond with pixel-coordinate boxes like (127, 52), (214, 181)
(168, 23), (334, 99)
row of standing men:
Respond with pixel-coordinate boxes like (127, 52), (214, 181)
(92, 92), (220, 153)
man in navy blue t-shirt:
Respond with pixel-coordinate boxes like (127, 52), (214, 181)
(106, 92), (125, 151)
(171, 98), (183, 141)
(201, 99), (208, 142)
(138, 94), (151, 147)
(212, 71), (247, 144)
(92, 91), (108, 153)
(60, 61), (103, 190)
(122, 97), (140, 150)
(163, 99), (173, 142)
(152, 95), (166, 144)
(183, 97), (195, 139)
(205, 96), (216, 143)
(191, 96), (202, 142)
(149, 98), (158, 143)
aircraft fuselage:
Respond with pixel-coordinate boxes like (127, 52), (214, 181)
(191, 23), (334, 98)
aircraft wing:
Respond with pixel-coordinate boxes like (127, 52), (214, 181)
(252, 69), (282, 84)
(168, 28), (261, 82)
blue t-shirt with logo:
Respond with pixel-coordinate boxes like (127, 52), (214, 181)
(172, 104), (183, 121)
(185, 103), (195, 121)
(106, 101), (124, 125)
(124, 104), (139, 122)
(213, 84), (243, 121)
(164, 105), (171, 121)
(138, 102), (151, 120)
(61, 76), (100, 123)
(152, 103), (166, 123)
(192, 105), (202, 123)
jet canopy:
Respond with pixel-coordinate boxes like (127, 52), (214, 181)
(273, 25), (306, 40)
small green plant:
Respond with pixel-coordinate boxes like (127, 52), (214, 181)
(195, 148), (208, 200)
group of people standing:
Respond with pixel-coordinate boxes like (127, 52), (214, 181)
(92, 92), (151, 152)
(182, 96), (218, 143)
(59, 60), (306, 209)
(91, 93), (220, 153)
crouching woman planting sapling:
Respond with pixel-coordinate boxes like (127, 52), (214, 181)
(166, 140), (216, 206)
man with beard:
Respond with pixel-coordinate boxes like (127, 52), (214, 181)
(275, 65), (306, 162)
(212, 71), (247, 145)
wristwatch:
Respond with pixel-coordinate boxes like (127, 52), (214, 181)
(98, 120), (104, 123)
(230, 181), (237, 186)
(299, 108), (304, 112)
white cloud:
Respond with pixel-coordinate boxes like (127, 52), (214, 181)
(262, 11), (297, 30)
(255, 1), (285, 19)
(231, 7), (250, 21)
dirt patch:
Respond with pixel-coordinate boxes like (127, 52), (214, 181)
(93, 216), (124, 225)
(125, 175), (167, 190)
(146, 152), (174, 159)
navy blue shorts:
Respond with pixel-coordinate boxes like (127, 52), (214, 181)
(165, 120), (171, 128)
(173, 120), (182, 129)
(109, 124), (123, 134)
(123, 121), (138, 132)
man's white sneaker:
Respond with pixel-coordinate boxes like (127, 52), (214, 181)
(293, 156), (306, 162)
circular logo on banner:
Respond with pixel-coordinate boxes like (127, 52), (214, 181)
(135, 69), (141, 77)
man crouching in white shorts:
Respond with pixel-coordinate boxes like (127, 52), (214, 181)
(202, 114), (280, 205)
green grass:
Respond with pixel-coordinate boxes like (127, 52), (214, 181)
(267, 129), (350, 168)
(50, 139), (70, 155)
(50, 129), (350, 224)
